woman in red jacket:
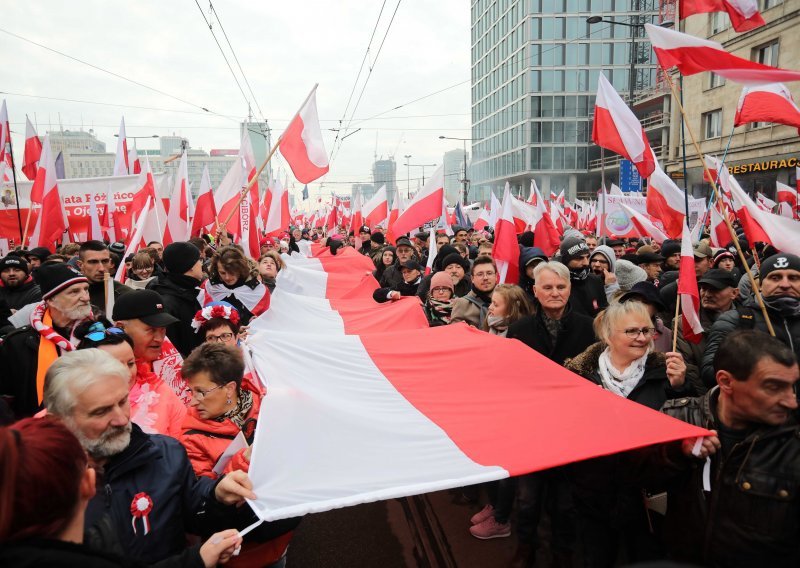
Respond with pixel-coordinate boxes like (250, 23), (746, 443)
(180, 342), (292, 568)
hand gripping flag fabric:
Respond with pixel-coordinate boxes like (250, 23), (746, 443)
(241, 248), (708, 523)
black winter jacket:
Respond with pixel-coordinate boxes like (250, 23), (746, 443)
(507, 306), (595, 365)
(84, 424), (234, 564)
(630, 388), (800, 568)
(147, 274), (203, 358)
(0, 276), (42, 310)
(0, 326), (44, 418)
(373, 277), (421, 303)
(568, 273), (608, 317)
(88, 279), (132, 314)
(700, 296), (800, 389)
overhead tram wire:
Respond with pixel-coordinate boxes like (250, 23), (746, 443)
(0, 27), (225, 118)
(328, 0), (402, 168)
(193, 0), (254, 119)
(208, 1), (269, 125)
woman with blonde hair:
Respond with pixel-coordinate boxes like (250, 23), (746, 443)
(205, 246), (270, 325)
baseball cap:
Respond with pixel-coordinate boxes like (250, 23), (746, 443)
(698, 268), (738, 290)
(693, 242), (713, 259)
(112, 289), (179, 327)
(399, 260), (423, 271)
(395, 237), (414, 249)
(618, 281), (666, 312)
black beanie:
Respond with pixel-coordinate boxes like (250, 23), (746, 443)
(34, 264), (88, 300)
(760, 253), (800, 281)
(163, 242), (201, 274)
(441, 252), (470, 273)
(371, 232), (386, 245)
(0, 255), (30, 275)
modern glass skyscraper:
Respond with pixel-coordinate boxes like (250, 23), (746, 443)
(470, 0), (665, 202)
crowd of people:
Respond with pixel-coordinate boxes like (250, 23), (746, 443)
(0, 220), (798, 567)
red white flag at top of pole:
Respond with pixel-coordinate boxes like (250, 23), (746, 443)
(592, 74), (656, 178)
(29, 135), (68, 247)
(646, 165), (688, 239)
(678, 222), (704, 344)
(192, 164), (217, 236)
(678, 0), (764, 32)
(493, 183), (520, 285)
(645, 24), (800, 85)
(22, 116), (42, 182)
(0, 100), (9, 164)
(734, 83), (800, 134)
(279, 84), (330, 184)
(113, 117), (130, 176)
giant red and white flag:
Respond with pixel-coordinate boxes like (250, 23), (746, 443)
(646, 24), (800, 84)
(729, 175), (800, 254)
(163, 152), (191, 245)
(112, 117), (130, 176)
(646, 166), (687, 239)
(192, 165), (217, 236)
(678, 222), (704, 344)
(242, 251), (707, 523)
(734, 83), (800, 134)
(22, 116), (42, 182)
(29, 135), (68, 247)
(494, 184), (520, 284)
(679, 0), (764, 32)
(620, 204), (669, 243)
(362, 185), (388, 229)
(389, 165), (444, 238)
(592, 74), (656, 178)
(279, 85), (329, 183)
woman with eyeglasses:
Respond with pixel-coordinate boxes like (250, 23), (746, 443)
(563, 300), (690, 566)
(75, 319), (186, 439)
(192, 302), (241, 348)
(124, 251), (157, 290)
(180, 343), (294, 568)
(423, 271), (456, 327)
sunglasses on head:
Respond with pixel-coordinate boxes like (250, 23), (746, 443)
(85, 322), (125, 342)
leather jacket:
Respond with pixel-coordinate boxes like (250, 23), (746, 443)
(631, 387), (800, 567)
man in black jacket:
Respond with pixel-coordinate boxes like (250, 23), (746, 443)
(0, 254), (41, 310)
(632, 330), (800, 568)
(557, 236), (607, 317)
(44, 349), (255, 564)
(147, 241), (204, 357)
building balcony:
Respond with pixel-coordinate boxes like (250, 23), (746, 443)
(588, 144), (664, 171)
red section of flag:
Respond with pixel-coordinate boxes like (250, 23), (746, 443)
(279, 86), (330, 183)
(390, 166), (445, 238)
(22, 117), (42, 182)
(679, 0), (764, 31)
(646, 167), (687, 239)
(678, 224), (704, 344)
(734, 83), (800, 134)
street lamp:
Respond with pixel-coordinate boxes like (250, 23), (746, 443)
(439, 135), (480, 204)
(404, 162), (437, 197)
(586, 16), (673, 103)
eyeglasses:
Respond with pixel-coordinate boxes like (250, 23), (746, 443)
(431, 287), (452, 294)
(473, 271), (496, 279)
(206, 332), (235, 343)
(85, 322), (125, 342)
(620, 327), (656, 339)
(188, 384), (225, 400)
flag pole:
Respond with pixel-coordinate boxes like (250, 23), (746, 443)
(600, 148), (606, 245)
(659, 67), (776, 336)
(216, 137), (281, 237)
(5, 138), (24, 244)
(672, 293), (681, 353)
(697, 123), (736, 231)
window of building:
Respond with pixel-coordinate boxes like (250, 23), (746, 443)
(710, 11), (729, 35)
(753, 41), (779, 66)
(761, 0), (782, 9)
(708, 72), (725, 89)
(703, 109), (723, 139)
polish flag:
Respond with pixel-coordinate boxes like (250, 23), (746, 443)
(214, 156), (245, 239)
(112, 117), (130, 176)
(678, 223), (704, 344)
(531, 181), (561, 256)
(386, 192), (404, 243)
(163, 152), (191, 245)
(494, 184), (520, 284)
(777, 202), (795, 218)
(243, 252), (707, 523)
(0, 100), (9, 167)
(488, 190), (502, 228)
(734, 83), (800, 134)
(22, 116), (42, 181)
(646, 166), (687, 239)
(620, 204), (669, 243)
(349, 190), (364, 236)
(264, 177), (291, 237)
(240, 135), (261, 259)
(115, 197), (152, 282)
(592, 74), (656, 178)
(679, 0), (764, 32)
(729, 175), (800, 254)
(473, 206), (491, 231)
(756, 192), (776, 212)
(128, 144), (141, 175)
(127, 156), (165, 246)
(101, 182), (119, 243)
(549, 191), (558, 203)
(192, 165), (217, 236)
(777, 180), (797, 207)
(362, 185), (388, 229)
(646, 23), (800, 84)
(527, 179), (539, 205)
(389, 165), (444, 238)
(279, 85), (329, 183)
(709, 203), (730, 247)
(29, 136), (68, 247)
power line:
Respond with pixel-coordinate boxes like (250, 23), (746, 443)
(0, 27), (224, 117)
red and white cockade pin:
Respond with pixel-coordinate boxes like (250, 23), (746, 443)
(130, 492), (154, 535)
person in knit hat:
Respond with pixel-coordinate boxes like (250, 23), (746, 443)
(589, 245), (620, 301)
(0, 263), (90, 418)
(0, 255), (41, 311)
(423, 270), (456, 327)
(614, 259), (648, 292)
(558, 236), (608, 317)
(146, 241), (205, 358)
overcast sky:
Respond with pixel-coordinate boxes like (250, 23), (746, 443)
(2, 0), (471, 200)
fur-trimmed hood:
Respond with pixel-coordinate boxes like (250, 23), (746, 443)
(564, 341), (666, 379)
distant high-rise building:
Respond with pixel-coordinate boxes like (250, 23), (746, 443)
(159, 135), (186, 158)
(443, 148), (469, 205)
(372, 159), (397, 205)
(46, 129), (106, 154)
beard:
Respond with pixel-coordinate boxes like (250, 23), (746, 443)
(68, 419), (132, 459)
(49, 296), (92, 322)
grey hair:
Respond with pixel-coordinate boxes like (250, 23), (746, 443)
(44, 349), (130, 418)
(533, 261), (570, 283)
(593, 300), (652, 343)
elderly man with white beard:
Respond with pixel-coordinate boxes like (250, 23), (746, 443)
(43, 349), (256, 565)
(0, 264), (92, 418)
